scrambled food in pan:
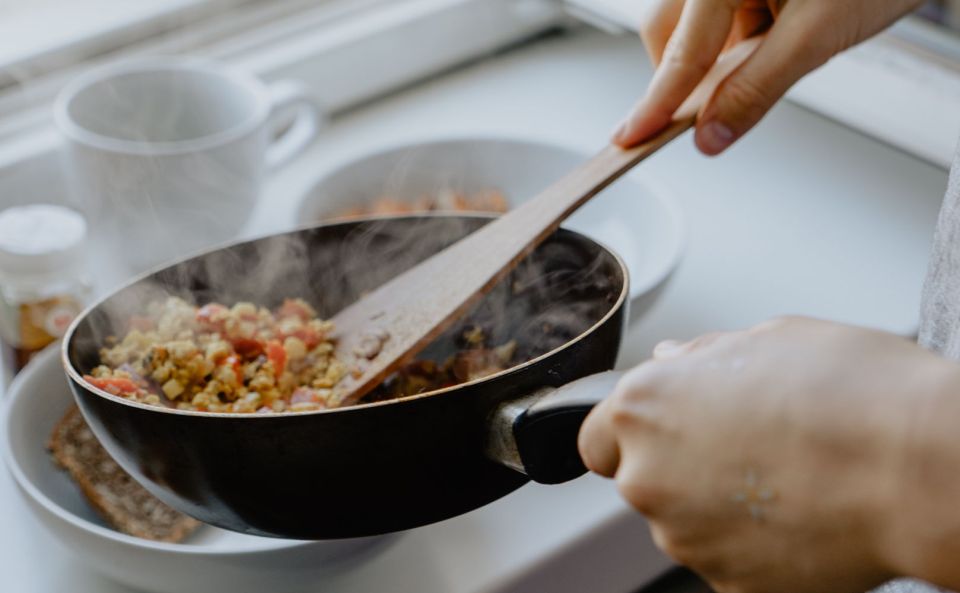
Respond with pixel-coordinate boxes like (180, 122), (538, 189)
(84, 296), (517, 413)
(86, 298), (343, 413)
(370, 327), (516, 401)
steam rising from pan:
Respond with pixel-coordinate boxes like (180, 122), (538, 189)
(73, 215), (617, 404)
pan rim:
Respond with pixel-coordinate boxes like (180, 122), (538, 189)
(62, 213), (629, 419)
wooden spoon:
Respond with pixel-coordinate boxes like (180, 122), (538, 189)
(328, 38), (762, 407)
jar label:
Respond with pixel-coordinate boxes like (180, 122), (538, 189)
(20, 297), (80, 349)
(44, 304), (78, 338)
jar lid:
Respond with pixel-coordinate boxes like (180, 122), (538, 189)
(0, 205), (87, 277)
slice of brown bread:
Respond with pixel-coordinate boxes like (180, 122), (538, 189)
(48, 406), (201, 543)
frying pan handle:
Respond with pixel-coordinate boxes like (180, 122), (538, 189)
(487, 371), (624, 485)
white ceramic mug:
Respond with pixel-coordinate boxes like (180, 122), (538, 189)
(54, 57), (320, 274)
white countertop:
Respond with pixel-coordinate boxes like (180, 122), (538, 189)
(0, 27), (950, 593)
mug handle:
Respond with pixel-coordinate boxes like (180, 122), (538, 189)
(265, 79), (322, 171)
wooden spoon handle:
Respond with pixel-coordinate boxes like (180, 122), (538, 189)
(328, 37), (763, 407)
(493, 34), (764, 242)
(479, 117), (695, 263)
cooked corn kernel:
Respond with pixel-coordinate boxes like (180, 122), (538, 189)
(283, 336), (306, 361)
(161, 379), (185, 399)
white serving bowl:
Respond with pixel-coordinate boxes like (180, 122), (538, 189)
(1, 347), (395, 593)
(296, 136), (685, 318)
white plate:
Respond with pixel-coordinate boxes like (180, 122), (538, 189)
(294, 136), (685, 318)
(1, 346), (396, 593)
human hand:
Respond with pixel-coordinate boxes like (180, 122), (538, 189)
(613, 0), (923, 154)
(578, 317), (959, 593)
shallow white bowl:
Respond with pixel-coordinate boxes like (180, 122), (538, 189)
(1, 347), (395, 593)
(296, 136), (686, 317)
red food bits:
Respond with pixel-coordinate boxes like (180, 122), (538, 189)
(230, 337), (264, 359)
(83, 375), (142, 397)
(265, 340), (286, 376)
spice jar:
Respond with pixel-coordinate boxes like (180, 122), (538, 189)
(0, 205), (91, 379)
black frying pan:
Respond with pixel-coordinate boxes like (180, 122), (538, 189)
(63, 214), (627, 539)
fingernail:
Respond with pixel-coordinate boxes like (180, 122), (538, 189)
(653, 339), (685, 359)
(698, 121), (736, 154)
(611, 118), (629, 144)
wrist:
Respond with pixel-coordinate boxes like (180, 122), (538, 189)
(872, 357), (960, 585)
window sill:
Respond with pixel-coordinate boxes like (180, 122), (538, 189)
(564, 1), (960, 169)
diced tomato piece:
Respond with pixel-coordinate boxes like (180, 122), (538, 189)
(277, 299), (313, 321)
(230, 337), (263, 359)
(83, 375), (142, 396)
(265, 340), (286, 375)
(196, 303), (228, 330)
(127, 316), (155, 332)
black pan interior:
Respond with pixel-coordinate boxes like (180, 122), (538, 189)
(70, 215), (623, 399)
